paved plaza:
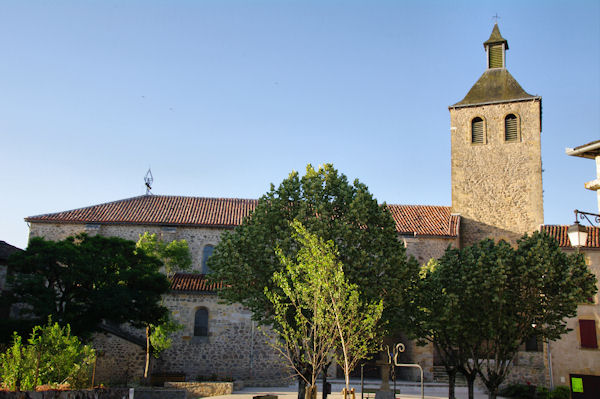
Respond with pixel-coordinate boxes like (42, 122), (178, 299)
(212, 379), (501, 399)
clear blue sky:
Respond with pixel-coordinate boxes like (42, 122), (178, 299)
(1, 0), (599, 249)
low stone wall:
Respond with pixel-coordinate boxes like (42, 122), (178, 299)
(132, 388), (186, 399)
(0, 388), (130, 399)
(164, 382), (235, 399)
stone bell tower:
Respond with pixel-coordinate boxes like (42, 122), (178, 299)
(449, 24), (544, 247)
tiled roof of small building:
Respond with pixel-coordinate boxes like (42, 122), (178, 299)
(26, 195), (458, 237)
(387, 204), (460, 237)
(540, 225), (600, 249)
(0, 240), (22, 261)
(170, 273), (223, 292)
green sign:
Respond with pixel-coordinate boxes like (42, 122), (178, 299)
(572, 377), (584, 393)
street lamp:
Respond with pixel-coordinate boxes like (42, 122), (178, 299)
(567, 221), (588, 248)
(567, 209), (599, 248)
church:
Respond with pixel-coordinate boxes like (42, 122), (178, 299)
(21, 24), (599, 387)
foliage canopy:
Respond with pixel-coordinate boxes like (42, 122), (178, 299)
(5, 234), (170, 339)
(405, 232), (597, 399)
(0, 318), (95, 391)
(209, 164), (416, 330)
(135, 232), (192, 277)
(266, 220), (383, 396)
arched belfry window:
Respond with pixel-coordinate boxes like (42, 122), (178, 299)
(504, 114), (518, 142)
(194, 308), (208, 337)
(471, 117), (485, 144)
(202, 245), (214, 274)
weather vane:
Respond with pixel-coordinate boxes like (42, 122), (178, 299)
(492, 13), (501, 23)
(144, 168), (153, 195)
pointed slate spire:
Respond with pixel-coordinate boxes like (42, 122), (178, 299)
(483, 23), (509, 49)
(451, 23), (538, 107)
(484, 23), (508, 69)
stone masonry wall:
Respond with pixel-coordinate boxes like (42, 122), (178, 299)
(450, 99), (543, 246)
(92, 332), (146, 385)
(157, 293), (290, 382)
(28, 223), (224, 272)
(164, 382), (234, 398)
(401, 235), (458, 266)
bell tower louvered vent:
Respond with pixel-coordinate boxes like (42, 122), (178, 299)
(505, 114), (518, 141)
(484, 24), (508, 69)
(471, 117), (484, 143)
(489, 45), (503, 68)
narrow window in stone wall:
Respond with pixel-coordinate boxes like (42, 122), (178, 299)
(524, 335), (542, 352)
(579, 319), (598, 349)
(202, 245), (214, 274)
(471, 117), (484, 144)
(505, 114), (518, 142)
(194, 308), (208, 337)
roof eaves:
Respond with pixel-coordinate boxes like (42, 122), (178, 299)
(449, 96), (541, 110)
(24, 219), (239, 229)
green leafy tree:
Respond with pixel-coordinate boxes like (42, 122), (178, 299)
(406, 233), (597, 399)
(142, 315), (184, 379)
(209, 164), (417, 397)
(5, 234), (170, 340)
(0, 319), (95, 391)
(404, 258), (466, 399)
(135, 233), (190, 380)
(266, 221), (340, 399)
(135, 232), (192, 277)
(476, 232), (596, 399)
(266, 221), (384, 397)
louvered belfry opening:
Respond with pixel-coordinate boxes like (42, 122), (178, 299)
(489, 44), (503, 68)
(505, 114), (518, 141)
(471, 117), (484, 143)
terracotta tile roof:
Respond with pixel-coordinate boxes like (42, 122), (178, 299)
(26, 195), (258, 228)
(540, 225), (600, 249)
(26, 195), (458, 237)
(170, 273), (223, 292)
(387, 205), (460, 237)
(0, 240), (22, 262)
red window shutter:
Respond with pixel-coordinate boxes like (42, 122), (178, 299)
(579, 319), (598, 349)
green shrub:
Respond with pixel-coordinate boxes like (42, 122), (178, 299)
(498, 384), (535, 398)
(497, 384), (571, 399)
(0, 319), (95, 390)
(550, 386), (570, 399)
(536, 386), (550, 399)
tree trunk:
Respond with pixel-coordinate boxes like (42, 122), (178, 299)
(447, 368), (457, 399)
(322, 363), (329, 399)
(298, 374), (306, 399)
(466, 373), (476, 399)
(144, 325), (151, 381)
(305, 385), (317, 399)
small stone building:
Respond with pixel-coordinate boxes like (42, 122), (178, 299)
(539, 226), (600, 386)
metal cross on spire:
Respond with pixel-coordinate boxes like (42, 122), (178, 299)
(492, 13), (501, 23)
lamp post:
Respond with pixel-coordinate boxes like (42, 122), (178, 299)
(567, 209), (599, 248)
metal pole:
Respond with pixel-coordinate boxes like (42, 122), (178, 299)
(394, 364), (424, 399)
(361, 364), (364, 399)
(249, 320), (254, 380)
(547, 338), (554, 389)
